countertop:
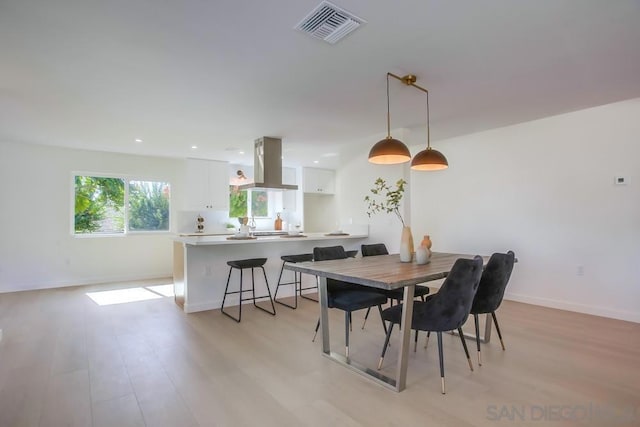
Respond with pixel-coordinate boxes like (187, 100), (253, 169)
(173, 232), (367, 246)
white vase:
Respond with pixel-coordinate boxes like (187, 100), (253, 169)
(399, 226), (414, 262)
(415, 246), (429, 265)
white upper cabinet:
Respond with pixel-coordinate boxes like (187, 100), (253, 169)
(303, 167), (335, 195)
(185, 159), (229, 211)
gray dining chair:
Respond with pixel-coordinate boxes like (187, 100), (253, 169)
(378, 256), (484, 394)
(312, 245), (388, 358)
(470, 251), (516, 365)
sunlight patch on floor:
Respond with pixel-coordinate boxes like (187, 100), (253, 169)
(86, 287), (163, 306)
(146, 284), (175, 297)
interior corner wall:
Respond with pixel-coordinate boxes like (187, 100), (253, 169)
(407, 98), (640, 322)
(0, 141), (185, 293)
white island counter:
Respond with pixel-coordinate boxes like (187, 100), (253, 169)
(173, 232), (368, 312)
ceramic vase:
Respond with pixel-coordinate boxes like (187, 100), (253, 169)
(399, 226), (414, 262)
(415, 246), (429, 265)
(420, 235), (433, 258)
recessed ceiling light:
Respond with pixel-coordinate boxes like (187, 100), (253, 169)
(239, 151), (245, 155)
(134, 138), (143, 143)
(191, 145), (198, 149)
(313, 160), (319, 164)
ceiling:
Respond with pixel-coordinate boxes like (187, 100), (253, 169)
(2, 0), (640, 169)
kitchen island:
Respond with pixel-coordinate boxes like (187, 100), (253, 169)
(173, 232), (368, 313)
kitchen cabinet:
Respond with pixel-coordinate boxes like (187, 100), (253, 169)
(185, 159), (229, 211)
(303, 167), (335, 194)
(282, 167), (297, 210)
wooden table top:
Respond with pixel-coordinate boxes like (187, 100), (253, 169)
(286, 252), (488, 291)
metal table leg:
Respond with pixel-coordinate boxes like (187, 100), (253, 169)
(318, 278), (414, 392)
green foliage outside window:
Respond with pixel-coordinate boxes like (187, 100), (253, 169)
(229, 188), (269, 218)
(251, 191), (268, 217)
(74, 176), (170, 234)
(229, 188), (248, 217)
(75, 176), (125, 233)
(128, 181), (170, 231)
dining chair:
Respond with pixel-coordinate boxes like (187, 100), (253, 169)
(359, 243), (431, 329)
(377, 256), (484, 394)
(312, 245), (388, 358)
(470, 250), (516, 366)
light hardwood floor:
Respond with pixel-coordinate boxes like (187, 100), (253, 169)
(0, 279), (639, 427)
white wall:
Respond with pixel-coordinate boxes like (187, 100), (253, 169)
(335, 129), (412, 254)
(0, 141), (184, 293)
(335, 99), (640, 322)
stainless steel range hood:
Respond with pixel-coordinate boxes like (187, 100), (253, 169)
(238, 137), (298, 191)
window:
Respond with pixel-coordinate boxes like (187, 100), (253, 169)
(229, 188), (269, 218)
(74, 175), (170, 235)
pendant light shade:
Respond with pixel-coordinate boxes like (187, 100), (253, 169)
(368, 137), (411, 164)
(369, 73), (449, 170)
(410, 147), (448, 170)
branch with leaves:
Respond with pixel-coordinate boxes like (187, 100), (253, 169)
(364, 178), (407, 227)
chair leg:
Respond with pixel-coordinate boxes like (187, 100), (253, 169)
(424, 331), (431, 349)
(345, 312), (350, 358)
(414, 330), (419, 352)
(361, 306), (371, 330)
(377, 305), (388, 335)
(378, 323), (395, 370)
(491, 312), (506, 350)
(474, 314), (482, 366)
(255, 266), (276, 316)
(437, 332), (445, 394)
(221, 267), (241, 322)
(274, 262), (297, 309)
(458, 327), (474, 372)
(312, 318), (320, 342)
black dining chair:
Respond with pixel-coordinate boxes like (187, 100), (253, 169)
(312, 245), (388, 358)
(359, 243), (431, 329)
(377, 256), (484, 394)
(470, 251), (516, 366)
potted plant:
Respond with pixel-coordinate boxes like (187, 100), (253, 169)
(364, 178), (414, 262)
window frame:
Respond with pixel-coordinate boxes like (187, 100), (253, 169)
(71, 171), (172, 237)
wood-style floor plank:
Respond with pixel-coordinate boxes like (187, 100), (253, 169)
(0, 278), (639, 426)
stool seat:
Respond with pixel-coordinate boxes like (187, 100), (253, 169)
(227, 258), (267, 269)
(280, 254), (313, 263)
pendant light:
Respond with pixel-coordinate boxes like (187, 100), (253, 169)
(368, 73), (448, 170)
(409, 76), (448, 171)
(368, 74), (411, 164)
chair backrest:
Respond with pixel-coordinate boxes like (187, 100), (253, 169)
(471, 251), (515, 314)
(417, 256), (483, 332)
(361, 243), (389, 257)
(313, 245), (347, 261)
(313, 246), (360, 293)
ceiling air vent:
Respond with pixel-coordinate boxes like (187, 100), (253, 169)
(295, 1), (365, 44)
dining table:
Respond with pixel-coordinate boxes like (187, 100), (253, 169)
(285, 251), (490, 392)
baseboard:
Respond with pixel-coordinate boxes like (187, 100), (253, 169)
(504, 292), (640, 323)
(0, 273), (174, 294)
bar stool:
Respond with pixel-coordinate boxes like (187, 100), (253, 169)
(221, 258), (276, 322)
(274, 253), (315, 309)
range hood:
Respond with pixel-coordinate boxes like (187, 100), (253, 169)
(238, 137), (298, 191)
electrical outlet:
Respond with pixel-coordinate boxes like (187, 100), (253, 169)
(205, 265), (213, 276)
(577, 265), (584, 276)
(614, 176), (627, 185)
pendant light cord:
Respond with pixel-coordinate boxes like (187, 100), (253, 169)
(426, 88), (431, 149)
(386, 73), (391, 138)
